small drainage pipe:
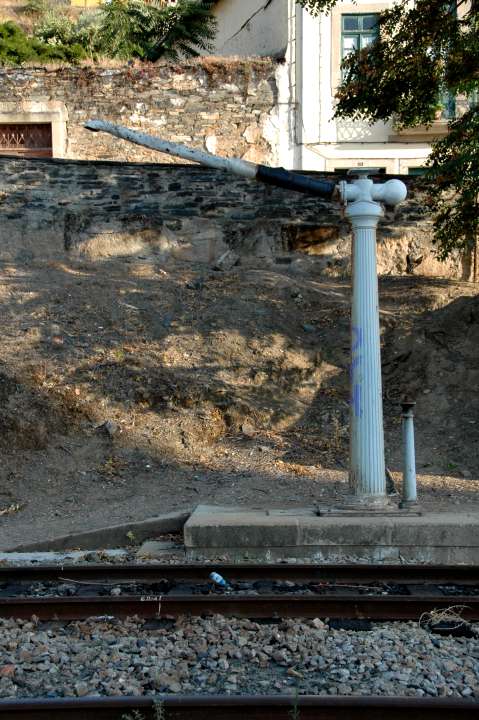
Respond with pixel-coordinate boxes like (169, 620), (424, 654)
(399, 399), (418, 508)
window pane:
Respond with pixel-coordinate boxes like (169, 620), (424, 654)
(440, 90), (456, 119)
(361, 34), (376, 49)
(362, 15), (378, 30)
(343, 16), (359, 31)
(342, 36), (359, 56)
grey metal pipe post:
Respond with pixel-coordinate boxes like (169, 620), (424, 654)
(399, 400), (418, 508)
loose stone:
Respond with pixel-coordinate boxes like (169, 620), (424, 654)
(0, 617), (476, 699)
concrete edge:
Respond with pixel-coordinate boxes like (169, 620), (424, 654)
(4, 510), (192, 552)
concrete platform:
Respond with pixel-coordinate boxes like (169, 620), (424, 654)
(184, 505), (479, 564)
(6, 511), (190, 552)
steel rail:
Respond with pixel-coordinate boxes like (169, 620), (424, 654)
(1, 594), (479, 621)
(1, 563), (477, 585)
(0, 695), (477, 719)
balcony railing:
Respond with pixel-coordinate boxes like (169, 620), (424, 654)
(389, 93), (476, 141)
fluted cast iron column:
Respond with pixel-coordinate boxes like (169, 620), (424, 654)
(341, 175), (407, 506)
(348, 202), (386, 503)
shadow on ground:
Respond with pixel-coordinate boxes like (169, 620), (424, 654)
(0, 255), (478, 547)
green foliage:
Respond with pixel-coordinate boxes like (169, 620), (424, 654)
(96, 0), (153, 60)
(72, 11), (102, 58)
(295, 0), (337, 15)
(97, 0), (217, 62)
(34, 11), (76, 46)
(296, 0), (479, 260)
(1, 0), (216, 65)
(154, 0), (217, 61)
(21, 0), (49, 17)
(33, 9), (100, 58)
(334, 0), (476, 128)
(0, 20), (85, 63)
(427, 108), (479, 259)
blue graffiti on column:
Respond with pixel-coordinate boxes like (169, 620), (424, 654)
(350, 325), (363, 418)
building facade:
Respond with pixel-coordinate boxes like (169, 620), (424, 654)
(212, 0), (450, 174)
(0, 0), (453, 171)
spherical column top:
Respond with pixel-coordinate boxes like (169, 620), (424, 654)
(339, 175), (408, 208)
(374, 179), (408, 206)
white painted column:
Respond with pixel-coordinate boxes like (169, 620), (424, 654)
(341, 173), (407, 506)
(348, 200), (385, 502)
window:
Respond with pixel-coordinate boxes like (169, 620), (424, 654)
(341, 14), (379, 62)
(439, 89), (456, 120)
(408, 167), (426, 176)
(334, 167), (386, 175)
(468, 89), (478, 110)
(0, 123), (52, 158)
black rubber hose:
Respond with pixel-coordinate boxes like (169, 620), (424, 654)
(256, 164), (337, 199)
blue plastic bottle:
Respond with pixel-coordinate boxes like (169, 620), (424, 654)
(209, 571), (230, 589)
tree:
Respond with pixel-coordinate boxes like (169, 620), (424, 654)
(0, 21), (86, 63)
(2, 0), (216, 66)
(97, 0), (217, 62)
(297, 0), (479, 264)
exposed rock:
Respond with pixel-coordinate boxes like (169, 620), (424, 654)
(213, 249), (240, 271)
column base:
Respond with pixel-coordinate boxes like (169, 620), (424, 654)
(343, 492), (396, 509)
(316, 493), (422, 517)
(399, 499), (421, 511)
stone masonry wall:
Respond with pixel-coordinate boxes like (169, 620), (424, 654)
(0, 155), (470, 280)
(0, 59), (278, 163)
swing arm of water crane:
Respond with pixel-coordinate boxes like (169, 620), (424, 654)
(84, 120), (338, 201)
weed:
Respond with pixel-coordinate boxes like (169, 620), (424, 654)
(154, 701), (166, 720)
(0, 502), (24, 517)
(289, 687), (300, 720)
(122, 711), (145, 720)
(21, 0), (48, 17)
(121, 700), (166, 720)
(113, 347), (127, 363)
(419, 605), (471, 631)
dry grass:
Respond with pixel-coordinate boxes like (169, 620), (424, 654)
(419, 605), (473, 632)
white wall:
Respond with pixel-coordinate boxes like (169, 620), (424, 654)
(207, 0), (433, 172)
(212, 0), (289, 57)
(295, 0), (432, 172)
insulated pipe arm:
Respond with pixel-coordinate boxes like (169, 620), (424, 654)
(255, 164), (338, 199)
(85, 120), (258, 179)
(85, 120), (338, 201)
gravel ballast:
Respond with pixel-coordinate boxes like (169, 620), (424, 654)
(0, 615), (477, 699)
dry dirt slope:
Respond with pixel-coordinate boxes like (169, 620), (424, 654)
(0, 254), (478, 548)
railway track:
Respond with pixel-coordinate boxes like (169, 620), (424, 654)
(0, 695), (478, 719)
(1, 563), (478, 622)
(1, 562), (477, 584)
(0, 564), (478, 718)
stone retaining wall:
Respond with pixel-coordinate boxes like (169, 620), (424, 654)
(0, 59), (278, 163)
(0, 155), (469, 280)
